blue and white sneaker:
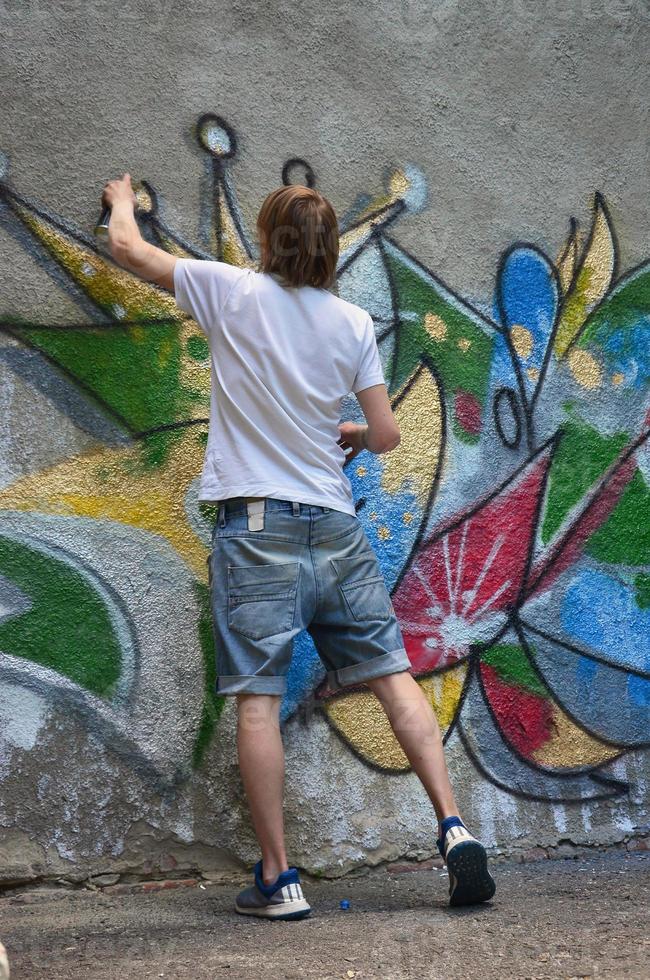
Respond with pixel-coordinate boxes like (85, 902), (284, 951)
(437, 817), (496, 907)
(235, 860), (311, 920)
(0, 940), (9, 979)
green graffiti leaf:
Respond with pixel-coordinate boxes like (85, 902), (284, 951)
(586, 470), (650, 566)
(381, 243), (494, 441)
(578, 262), (650, 350)
(7, 318), (197, 436)
(543, 421), (628, 543)
(543, 420), (650, 565)
(0, 535), (122, 696)
(186, 335), (210, 361)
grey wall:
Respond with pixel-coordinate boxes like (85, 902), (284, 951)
(0, 0), (648, 884)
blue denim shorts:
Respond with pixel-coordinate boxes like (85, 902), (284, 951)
(207, 496), (411, 695)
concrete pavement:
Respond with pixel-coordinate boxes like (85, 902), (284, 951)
(1, 851), (648, 979)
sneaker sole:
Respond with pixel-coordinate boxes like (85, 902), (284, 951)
(234, 898), (312, 920)
(445, 840), (496, 907)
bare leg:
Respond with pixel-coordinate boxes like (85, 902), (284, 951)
(236, 693), (289, 885)
(365, 670), (460, 835)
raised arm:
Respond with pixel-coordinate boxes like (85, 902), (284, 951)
(102, 173), (177, 292)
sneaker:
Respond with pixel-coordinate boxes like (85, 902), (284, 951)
(0, 941), (9, 980)
(234, 860), (311, 920)
(437, 820), (496, 907)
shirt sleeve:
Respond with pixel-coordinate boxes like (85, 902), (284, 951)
(351, 314), (386, 394)
(173, 258), (246, 336)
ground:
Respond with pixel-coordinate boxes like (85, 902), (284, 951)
(1, 851), (648, 979)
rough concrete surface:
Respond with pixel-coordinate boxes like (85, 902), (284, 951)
(1, 852), (649, 980)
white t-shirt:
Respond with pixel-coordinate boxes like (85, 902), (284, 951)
(173, 260), (386, 516)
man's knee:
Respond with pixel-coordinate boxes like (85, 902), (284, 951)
(366, 670), (425, 728)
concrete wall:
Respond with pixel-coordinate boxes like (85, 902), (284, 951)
(0, 1), (648, 884)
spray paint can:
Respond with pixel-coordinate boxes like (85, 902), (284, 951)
(95, 177), (142, 238)
(94, 204), (112, 238)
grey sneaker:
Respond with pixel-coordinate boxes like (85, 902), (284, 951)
(437, 820), (496, 907)
(0, 941), (9, 980)
(235, 860), (311, 920)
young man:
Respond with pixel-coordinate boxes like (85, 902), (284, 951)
(102, 173), (496, 917)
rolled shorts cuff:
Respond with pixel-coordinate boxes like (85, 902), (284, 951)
(326, 648), (412, 690)
(216, 675), (287, 695)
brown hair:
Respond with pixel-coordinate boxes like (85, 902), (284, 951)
(256, 185), (339, 289)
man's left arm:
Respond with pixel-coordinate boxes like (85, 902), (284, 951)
(103, 173), (177, 292)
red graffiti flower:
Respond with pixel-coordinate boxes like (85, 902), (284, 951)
(391, 444), (553, 673)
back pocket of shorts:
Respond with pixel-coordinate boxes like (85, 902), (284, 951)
(330, 552), (393, 622)
(227, 560), (301, 641)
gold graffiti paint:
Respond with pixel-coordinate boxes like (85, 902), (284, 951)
(323, 665), (466, 771)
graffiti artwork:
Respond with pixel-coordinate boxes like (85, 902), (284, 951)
(0, 114), (648, 800)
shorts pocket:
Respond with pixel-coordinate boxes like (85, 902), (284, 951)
(330, 552), (393, 622)
(227, 560), (301, 641)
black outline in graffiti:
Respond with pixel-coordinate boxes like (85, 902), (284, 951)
(556, 216), (580, 282)
(494, 241), (558, 452)
(516, 620), (650, 746)
(281, 157), (316, 189)
(456, 657), (628, 803)
(0, 121), (647, 803)
(493, 386), (523, 450)
(472, 652), (628, 799)
(195, 113), (256, 263)
(319, 419), (647, 798)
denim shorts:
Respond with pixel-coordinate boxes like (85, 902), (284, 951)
(207, 496), (412, 695)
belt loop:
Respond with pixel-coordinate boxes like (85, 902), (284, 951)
(218, 502), (226, 527)
(292, 500), (300, 516)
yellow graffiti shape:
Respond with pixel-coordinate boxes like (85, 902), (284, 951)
(380, 363), (443, 503)
(0, 427), (209, 580)
(532, 705), (620, 769)
(567, 348), (603, 389)
(338, 168), (416, 260)
(556, 221), (581, 294)
(510, 324), (533, 360)
(323, 665), (466, 771)
(7, 197), (183, 324)
(554, 196), (615, 357)
(424, 312), (447, 342)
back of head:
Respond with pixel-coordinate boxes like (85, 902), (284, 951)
(256, 185), (339, 290)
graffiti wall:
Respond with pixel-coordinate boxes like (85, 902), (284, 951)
(0, 4), (649, 881)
